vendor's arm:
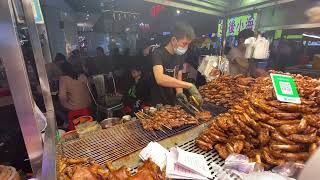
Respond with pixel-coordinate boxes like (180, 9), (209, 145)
(153, 65), (192, 89)
(176, 70), (183, 94)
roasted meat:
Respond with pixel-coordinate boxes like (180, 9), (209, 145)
(199, 75), (255, 108)
(195, 111), (212, 121)
(140, 106), (200, 131)
(58, 158), (165, 180)
(71, 166), (98, 180)
(196, 71), (320, 169)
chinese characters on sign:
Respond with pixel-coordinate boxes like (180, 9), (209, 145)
(217, 13), (257, 37)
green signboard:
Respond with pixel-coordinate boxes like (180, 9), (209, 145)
(271, 73), (301, 104)
(274, 30), (282, 40)
(217, 13), (257, 37)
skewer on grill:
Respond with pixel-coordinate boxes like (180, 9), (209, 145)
(161, 123), (172, 130)
(134, 112), (145, 120)
(139, 111), (154, 119)
(158, 127), (167, 134)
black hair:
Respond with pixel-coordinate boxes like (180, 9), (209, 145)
(71, 49), (80, 57)
(54, 53), (66, 63)
(96, 47), (104, 53)
(171, 22), (195, 40)
(238, 29), (254, 40)
(130, 66), (142, 72)
(60, 62), (82, 80)
(224, 46), (231, 55)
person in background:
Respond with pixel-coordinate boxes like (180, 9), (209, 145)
(151, 22), (203, 105)
(45, 53), (65, 92)
(122, 66), (150, 115)
(68, 49), (85, 74)
(95, 47), (113, 74)
(275, 39), (292, 71)
(184, 42), (206, 87)
(59, 62), (92, 112)
(227, 30), (251, 76)
(44, 53), (67, 127)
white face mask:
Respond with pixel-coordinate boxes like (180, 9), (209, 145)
(175, 46), (188, 55)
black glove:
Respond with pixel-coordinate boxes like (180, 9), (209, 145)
(187, 84), (203, 105)
(176, 93), (188, 102)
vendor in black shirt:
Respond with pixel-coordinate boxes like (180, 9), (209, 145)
(151, 22), (203, 105)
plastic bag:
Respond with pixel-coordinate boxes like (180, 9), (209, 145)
(272, 162), (305, 177)
(223, 154), (264, 174)
(244, 171), (295, 180)
(198, 56), (230, 82)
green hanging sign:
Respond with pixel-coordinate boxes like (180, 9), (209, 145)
(271, 73), (301, 104)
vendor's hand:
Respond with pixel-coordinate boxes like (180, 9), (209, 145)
(187, 84), (203, 105)
(176, 93), (188, 102)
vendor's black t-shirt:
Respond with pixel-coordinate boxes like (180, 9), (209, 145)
(150, 47), (185, 105)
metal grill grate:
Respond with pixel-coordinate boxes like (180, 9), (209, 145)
(61, 104), (228, 165)
(61, 120), (198, 164)
(178, 140), (241, 180)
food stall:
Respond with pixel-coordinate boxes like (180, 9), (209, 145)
(1, 0), (320, 179)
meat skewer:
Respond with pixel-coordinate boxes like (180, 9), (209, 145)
(196, 71), (320, 169)
(140, 106), (200, 131)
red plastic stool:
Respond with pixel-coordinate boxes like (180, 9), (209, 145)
(67, 108), (92, 130)
(122, 106), (132, 115)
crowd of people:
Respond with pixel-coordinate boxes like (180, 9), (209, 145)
(43, 22), (205, 129)
(43, 23), (313, 130)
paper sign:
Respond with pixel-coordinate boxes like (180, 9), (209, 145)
(166, 150), (208, 180)
(166, 147), (212, 180)
(139, 142), (168, 170)
(271, 73), (301, 104)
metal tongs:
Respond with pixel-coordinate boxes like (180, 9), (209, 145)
(190, 95), (204, 112)
(177, 98), (200, 116)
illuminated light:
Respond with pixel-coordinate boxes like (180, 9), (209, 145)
(77, 23), (88, 27)
(286, 35), (303, 40)
(302, 33), (320, 39)
(151, 4), (164, 17)
(176, 10), (180, 14)
(274, 30), (282, 39)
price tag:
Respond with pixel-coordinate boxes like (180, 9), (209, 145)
(271, 73), (301, 104)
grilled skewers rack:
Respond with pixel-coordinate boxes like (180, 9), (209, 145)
(57, 105), (240, 179)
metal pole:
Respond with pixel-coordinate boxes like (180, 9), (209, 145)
(21, 0), (54, 113)
(0, 0), (43, 174)
(255, 10), (262, 32)
(20, 0), (57, 179)
(220, 16), (227, 56)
